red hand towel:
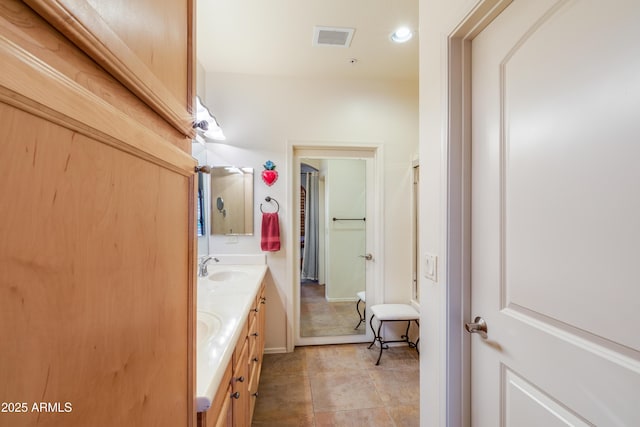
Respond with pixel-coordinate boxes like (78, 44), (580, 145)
(261, 212), (280, 252)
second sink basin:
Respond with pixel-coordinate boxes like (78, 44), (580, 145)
(197, 311), (222, 345)
(208, 270), (249, 282)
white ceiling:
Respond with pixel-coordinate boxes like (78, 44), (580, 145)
(196, 0), (419, 82)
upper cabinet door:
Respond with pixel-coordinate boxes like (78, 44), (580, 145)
(24, 0), (195, 137)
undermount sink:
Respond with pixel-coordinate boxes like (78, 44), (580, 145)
(208, 270), (249, 282)
(197, 311), (221, 345)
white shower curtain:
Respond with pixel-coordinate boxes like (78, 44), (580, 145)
(301, 172), (319, 280)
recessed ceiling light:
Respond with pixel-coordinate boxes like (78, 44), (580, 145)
(390, 27), (413, 43)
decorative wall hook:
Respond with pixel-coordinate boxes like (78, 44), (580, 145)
(261, 160), (278, 186)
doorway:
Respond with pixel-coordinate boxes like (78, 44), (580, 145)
(288, 144), (382, 348)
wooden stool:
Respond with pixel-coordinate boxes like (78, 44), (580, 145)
(354, 291), (366, 329)
(368, 304), (420, 365)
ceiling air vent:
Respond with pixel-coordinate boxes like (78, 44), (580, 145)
(312, 26), (355, 48)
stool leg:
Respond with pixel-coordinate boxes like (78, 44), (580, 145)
(375, 320), (384, 365)
(367, 315), (386, 365)
(354, 299), (364, 330)
(367, 314), (377, 349)
(401, 320), (411, 344)
(414, 320), (420, 354)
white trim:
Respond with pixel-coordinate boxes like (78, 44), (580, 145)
(286, 141), (384, 349)
(263, 347), (287, 354)
(325, 297), (358, 303)
(411, 160), (420, 306)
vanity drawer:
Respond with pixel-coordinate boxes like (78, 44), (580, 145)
(232, 319), (248, 367)
(232, 337), (250, 427)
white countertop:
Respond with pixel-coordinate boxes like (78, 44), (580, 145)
(195, 263), (268, 412)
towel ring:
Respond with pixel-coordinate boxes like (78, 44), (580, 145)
(260, 196), (279, 213)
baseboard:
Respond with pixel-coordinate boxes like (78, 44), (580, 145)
(264, 346), (288, 354)
(325, 296), (358, 303)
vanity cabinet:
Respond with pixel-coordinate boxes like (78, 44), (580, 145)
(198, 282), (266, 427)
(198, 362), (232, 427)
(232, 337), (250, 427)
(0, 0), (196, 426)
(249, 282), (267, 420)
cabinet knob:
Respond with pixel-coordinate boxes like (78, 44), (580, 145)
(235, 376), (245, 383)
(252, 392), (259, 398)
(252, 308), (259, 313)
(251, 332), (259, 337)
(194, 165), (212, 174)
(260, 297), (266, 304)
(231, 392), (240, 399)
(253, 357), (259, 363)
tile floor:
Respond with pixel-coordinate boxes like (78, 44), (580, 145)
(252, 343), (419, 426)
(300, 283), (366, 338)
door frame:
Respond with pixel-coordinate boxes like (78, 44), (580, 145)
(286, 141), (384, 350)
(445, 1), (512, 426)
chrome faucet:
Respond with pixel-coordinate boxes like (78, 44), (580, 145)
(198, 256), (219, 277)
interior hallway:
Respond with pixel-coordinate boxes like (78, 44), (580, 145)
(252, 343), (419, 426)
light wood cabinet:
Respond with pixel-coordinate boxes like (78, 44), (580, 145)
(197, 363), (232, 427)
(0, 0), (196, 425)
(248, 282), (267, 422)
(23, 0), (195, 151)
(232, 337), (250, 427)
(215, 387), (233, 427)
(198, 283), (267, 427)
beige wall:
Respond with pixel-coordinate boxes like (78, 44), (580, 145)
(200, 72), (418, 352)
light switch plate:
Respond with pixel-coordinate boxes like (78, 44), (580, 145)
(423, 253), (438, 282)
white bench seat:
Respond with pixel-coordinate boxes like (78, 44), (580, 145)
(368, 303), (420, 365)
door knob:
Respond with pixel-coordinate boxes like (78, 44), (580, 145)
(465, 316), (488, 338)
(359, 253), (373, 261)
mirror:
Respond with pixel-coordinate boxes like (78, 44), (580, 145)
(299, 158), (367, 338)
(211, 166), (254, 235)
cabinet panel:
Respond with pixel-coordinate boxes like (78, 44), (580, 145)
(213, 386), (233, 427)
(24, 0), (195, 136)
(0, 102), (193, 426)
(232, 339), (249, 427)
(0, 0), (190, 152)
(84, 0), (189, 103)
(199, 360), (232, 427)
(0, 1), (196, 426)
(249, 284), (266, 423)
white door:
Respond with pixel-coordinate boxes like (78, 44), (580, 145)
(470, 0), (640, 425)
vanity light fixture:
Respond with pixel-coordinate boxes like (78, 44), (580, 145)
(194, 96), (226, 141)
(390, 26), (413, 43)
